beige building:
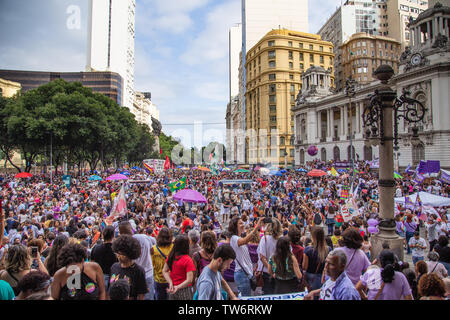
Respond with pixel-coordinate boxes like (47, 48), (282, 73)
(244, 29), (334, 166)
(131, 91), (160, 130)
(386, 0), (430, 50)
(341, 33), (401, 85)
(0, 78), (21, 97)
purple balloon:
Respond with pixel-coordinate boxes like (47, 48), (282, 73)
(368, 226), (379, 234)
(307, 145), (318, 156)
(367, 219), (379, 227)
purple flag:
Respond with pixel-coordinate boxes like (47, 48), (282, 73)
(442, 170), (450, 184)
(405, 196), (415, 210)
(417, 160), (427, 174)
(426, 160), (440, 174)
(414, 173), (425, 184)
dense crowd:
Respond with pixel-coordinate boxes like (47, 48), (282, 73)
(0, 160), (449, 301)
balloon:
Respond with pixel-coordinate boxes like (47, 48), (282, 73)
(368, 226), (379, 234)
(307, 145), (318, 156)
(367, 219), (379, 226)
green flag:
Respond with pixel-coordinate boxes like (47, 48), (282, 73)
(169, 177), (186, 192)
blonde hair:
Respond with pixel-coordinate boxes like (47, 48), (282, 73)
(265, 218), (283, 240)
(5, 244), (32, 274)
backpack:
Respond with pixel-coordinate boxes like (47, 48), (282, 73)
(314, 213), (322, 225)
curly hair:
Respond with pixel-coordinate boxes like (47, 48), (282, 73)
(57, 243), (88, 268)
(27, 239), (45, 252)
(200, 231), (217, 255)
(415, 260), (428, 275)
(17, 270), (51, 294)
(157, 227), (173, 247)
(288, 225), (302, 245)
(418, 273), (446, 298)
(45, 234), (69, 277)
(109, 279), (130, 300)
(5, 244), (31, 274)
(112, 235), (141, 260)
(342, 228), (363, 249)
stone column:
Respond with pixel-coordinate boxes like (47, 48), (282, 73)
(340, 106), (345, 136)
(327, 109), (331, 138)
(370, 65), (404, 262)
(427, 20), (432, 43)
(343, 104), (349, 136)
(356, 102), (361, 134)
(330, 108), (335, 138)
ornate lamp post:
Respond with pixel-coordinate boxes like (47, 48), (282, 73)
(345, 77), (357, 184)
(363, 65), (426, 261)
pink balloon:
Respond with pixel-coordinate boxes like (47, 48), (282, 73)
(368, 219), (379, 227)
(368, 226), (379, 234)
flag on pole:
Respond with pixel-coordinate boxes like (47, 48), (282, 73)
(330, 167), (338, 177)
(404, 196), (415, 210)
(160, 148), (163, 155)
(394, 171), (403, 179)
(164, 156), (170, 171)
(110, 184), (127, 218)
(169, 177), (187, 192)
(143, 162), (154, 174)
(340, 187), (349, 200)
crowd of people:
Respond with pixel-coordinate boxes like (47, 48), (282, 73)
(0, 160), (449, 301)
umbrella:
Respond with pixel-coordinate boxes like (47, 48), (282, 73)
(106, 174), (129, 181)
(337, 169), (347, 173)
(280, 169), (287, 174)
(198, 167), (211, 172)
(89, 175), (102, 181)
(307, 169), (327, 177)
(296, 168), (307, 172)
(173, 189), (207, 203)
(15, 172), (32, 179)
(120, 171), (131, 176)
(235, 169), (250, 173)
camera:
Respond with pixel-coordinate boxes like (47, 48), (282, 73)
(31, 246), (38, 258)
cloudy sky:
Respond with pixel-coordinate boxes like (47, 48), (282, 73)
(0, 0), (340, 148)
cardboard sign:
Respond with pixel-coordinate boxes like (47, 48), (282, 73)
(143, 159), (165, 175)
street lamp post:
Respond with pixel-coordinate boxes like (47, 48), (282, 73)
(363, 65), (426, 261)
(345, 77), (357, 184)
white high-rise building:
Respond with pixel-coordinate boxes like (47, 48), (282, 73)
(86, 0), (136, 110)
(229, 24), (242, 101)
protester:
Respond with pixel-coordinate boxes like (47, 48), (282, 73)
(193, 231), (217, 282)
(15, 270), (51, 300)
(108, 278), (130, 300)
(90, 226), (117, 288)
(433, 235), (450, 274)
(51, 243), (105, 300)
(44, 234), (69, 277)
(304, 249), (360, 300)
(425, 251), (448, 279)
(418, 273), (446, 300)
(339, 228), (370, 285)
(110, 235), (148, 300)
(196, 244), (237, 300)
(303, 226), (331, 291)
(162, 234), (196, 300)
(409, 231), (427, 266)
(150, 227), (173, 300)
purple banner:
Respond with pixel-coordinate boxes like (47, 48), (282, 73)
(426, 160), (440, 174)
(442, 170), (450, 184)
(334, 161), (350, 168)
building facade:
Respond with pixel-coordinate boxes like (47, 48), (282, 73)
(318, 0), (428, 91)
(86, 0), (136, 109)
(132, 91), (160, 130)
(0, 78), (21, 98)
(341, 32), (401, 85)
(245, 29), (334, 166)
(0, 70), (123, 105)
(293, 2), (450, 169)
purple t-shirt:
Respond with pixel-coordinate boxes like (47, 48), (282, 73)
(360, 268), (412, 300)
(340, 247), (370, 285)
(218, 242), (235, 282)
(404, 221), (417, 233)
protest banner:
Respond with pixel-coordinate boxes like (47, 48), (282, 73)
(240, 291), (308, 300)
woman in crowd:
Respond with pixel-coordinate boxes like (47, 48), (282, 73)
(44, 234), (69, 277)
(404, 213), (417, 255)
(150, 227), (173, 300)
(433, 235), (450, 274)
(415, 260), (428, 287)
(15, 270), (51, 300)
(162, 234), (196, 300)
(228, 216), (264, 297)
(418, 273), (446, 300)
(356, 249), (413, 300)
(50, 242), (105, 300)
(268, 236), (303, 294)
(193, 231), (217, 281)
(257, 217), (282, 295)
(0, 244), (48, 295)
(339, 228), (371, 285)
(425, 251), (448, 279)
(302, 226), (330, 291)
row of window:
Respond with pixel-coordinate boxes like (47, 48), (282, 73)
(248, 148), (295, 159)
(267, 40), (333, 53)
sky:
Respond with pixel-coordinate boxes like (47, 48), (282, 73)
(0, 0), (341, 148)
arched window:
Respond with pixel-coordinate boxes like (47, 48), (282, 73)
(412, 142), (425, 166)
(321, 148), (327, 161)
(364, 146), (372, 161)
(333, 146), (340, 161)
(300, 149), (305, 164)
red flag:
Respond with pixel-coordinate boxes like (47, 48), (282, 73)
(164, 156), (170, 170)
(171, 162), (174, 170)
(160, 148), (163, 155)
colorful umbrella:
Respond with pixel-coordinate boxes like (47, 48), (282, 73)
(198, 167), (211, 172)
(235, 169), (250, 173)
(120, 171), (131, 176)
(15, 172), (32, 179)
(296, 168), (308, 173)
(89, 175), (102, 181)
(173, 189), (207, 203)
(307, 169), (327, 177)
(106, 174), (129, 181)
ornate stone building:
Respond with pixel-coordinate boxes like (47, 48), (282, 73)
(293, 2), (450, 169)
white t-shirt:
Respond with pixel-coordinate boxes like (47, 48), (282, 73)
(257, 235), (278, 273)
(320, 279), (336, 300)
(230, 235), (253, 276)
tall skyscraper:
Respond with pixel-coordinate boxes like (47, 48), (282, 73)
(86, 0), (136, 110)
(234, 0), (309, 164)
